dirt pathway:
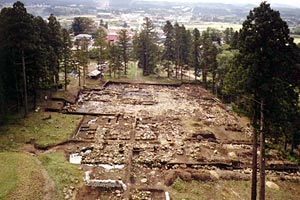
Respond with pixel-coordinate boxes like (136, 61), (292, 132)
(135, 61), (138, 80)
(32, 156), (56, 200)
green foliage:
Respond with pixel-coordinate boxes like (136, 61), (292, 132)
(61, 28), (72, 90)
(117, 29), (131, 75)
(0, 2), (72, 118)
(220, 2), (300, 153)
(223, 27), (234, 44)
(108, 43), (122, 78)
(172, 178), (187, 193)
(133, 17), (159, 76)
(200, 28), (218, 89)
(71, 17), (96, 36)
(162, 20), (175, 65)
(237, 2), (299, 141)
(94, 26), (108, 64)
(191, 28), (201, 79)
(285, 151), (300, 163)
(173, 23), (192, 79)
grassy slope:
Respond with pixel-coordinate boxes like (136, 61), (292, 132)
(0, 112), (82, 149)
(0, 152), (45, 200)
(0, 112), (82, 199)
(169, 179), (300, 200)
(39, 152), (83, 200)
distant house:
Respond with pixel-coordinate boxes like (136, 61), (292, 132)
(107, 31), (119, 44)
(105, 28), (133, 44)
(74, 34), (93, 41)
(73, 34), (93, 50)
(88, 69), (102, 79)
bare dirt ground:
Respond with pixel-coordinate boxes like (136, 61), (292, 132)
(19, 80), (300, 199)
(59, 83), (260, 199)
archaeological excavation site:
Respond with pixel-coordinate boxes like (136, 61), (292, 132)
(53, 82), (300, 199)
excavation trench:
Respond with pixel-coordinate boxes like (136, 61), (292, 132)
(52, 82), (300, 199)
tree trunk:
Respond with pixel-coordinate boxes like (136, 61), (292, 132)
(194, 66), (197, 81)
(33, 88), (37, 110)
(83, 65), (86, 86)
(212, 73), (215, 94)
(202, 66), (207, 88)
(180, 66), (183, 81)
(78, 65), (81, 87)
(64, 58), (67, 91)
(22, 50), (28, 118)
(124, 59), (127, 75)
(167, 62), (170, 78)
(251, 125), (258, 200)
(284, 133), (287, 152)
(291, 130), (298, 153)
(55, 60), (59, 91)
(14, 70), (21, 112)
(259, 98), (265, 200)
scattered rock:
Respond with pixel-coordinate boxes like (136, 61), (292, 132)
(228, 152), (237, 158)
(210, 170), (220, 180)
(141, 178), (148, 183)
(266, 181), (280, 190)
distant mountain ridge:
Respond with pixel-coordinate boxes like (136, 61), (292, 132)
(0, 0), (97, 6)
(1, 0), (300, 26)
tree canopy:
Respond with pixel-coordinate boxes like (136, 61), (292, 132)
(0, 1), (71, 120)
(228, 2), (300, 199)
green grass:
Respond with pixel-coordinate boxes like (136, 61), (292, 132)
(0, 152), (45, 200)
(39, 152), (83, 200)
(126, 61), (137, 79)
(102, 61), (181, 84)
(0, 112), (82, 149)
(169, 180), (300, 200)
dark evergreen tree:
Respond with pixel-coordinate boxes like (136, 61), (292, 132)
(0, 1), (35, 117)
(223, 27), (234, 45)
(134, 17), (159, 76)
(173, 23), (191, 79)
(48, 14), (62, 88)
(200, 30), (218, 89)
(237, 2), (299, 199)
(181, 27), (192, 80)
(117, 29), (130, 75)
(230, 31), (239, 49)
(72, 17), (96, 35)
(61, 28), (72, 91)
(192, 28), (201, 80)
(162, 20), (175, 78)
(108, 44), (122, 78)
(174, 22), (182, 79)
(94, 26), (108, 66)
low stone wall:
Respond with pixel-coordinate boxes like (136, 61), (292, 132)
(84, 171), (127, 190)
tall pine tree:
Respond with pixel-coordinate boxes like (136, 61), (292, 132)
(117, 29), (130, 75)
(237, 2), (299, 199)
(162, 20), (175, 78)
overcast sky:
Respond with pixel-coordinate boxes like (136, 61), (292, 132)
(147, 0), (300, 7)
